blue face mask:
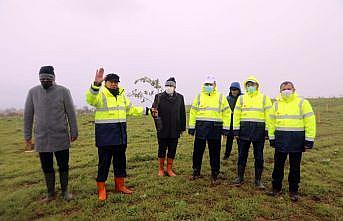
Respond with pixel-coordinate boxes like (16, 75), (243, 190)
(204, 85), (214, 93)
(246, 86), (257, 94)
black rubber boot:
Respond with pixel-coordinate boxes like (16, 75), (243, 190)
(255, 168), (266, 190)
(60, 171), (73, 201)
(42, 172), (56, 202)
(232, 165), (245, 185)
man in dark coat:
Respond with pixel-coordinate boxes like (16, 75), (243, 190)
(223, 82), (242, 160)
(151, 77), (186, 177)
(24, 66), (78, 202)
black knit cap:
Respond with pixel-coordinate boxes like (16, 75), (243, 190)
(39, 66), (55, 80)
(39, 66), (55, 75)
(165, 77), (176, 87)
(105, 73), (120, 82)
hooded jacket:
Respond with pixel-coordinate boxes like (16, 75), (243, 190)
(233, 76), (273, 142)
(226, 82), (242, 132)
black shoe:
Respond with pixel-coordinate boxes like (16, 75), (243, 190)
(210, 176), (220, 186)
(189, 175), (201, 181)
(255, 180), (266, 190)
(62, 191), (73, 201)
(289, 192), (299, 202)
(232, 177), (244, 185)
(40, 191), (56, 203)
(266, 189), (281, 197)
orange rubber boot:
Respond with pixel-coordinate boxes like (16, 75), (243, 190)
(96, 182), (107, 201)
(158, 158), (165, 176)
(115, 178), (133, 194)
(166, 158), (176, 177)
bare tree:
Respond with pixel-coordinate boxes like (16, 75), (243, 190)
(127, 76), (163, 103)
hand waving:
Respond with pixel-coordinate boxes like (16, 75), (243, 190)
(95, 68), (104, 84)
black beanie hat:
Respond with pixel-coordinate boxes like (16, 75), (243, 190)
(165, 77), (176, 87)
(39, 66), (54, 75)
(105, 73), (120, 82)
(39, 66), (55, 80)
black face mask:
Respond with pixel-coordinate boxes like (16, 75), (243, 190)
(108, 88), (119, 97)
(41, 81), (53, 89)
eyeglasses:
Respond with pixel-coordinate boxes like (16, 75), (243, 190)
(204, 83), (214, 86)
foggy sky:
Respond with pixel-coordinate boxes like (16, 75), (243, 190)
(1, 0), (342, 108)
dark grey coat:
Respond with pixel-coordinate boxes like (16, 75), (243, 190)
(152, 92), (186, 139)
(24, 84), (78, 152)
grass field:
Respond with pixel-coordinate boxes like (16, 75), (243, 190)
(0, 98), (342, 221)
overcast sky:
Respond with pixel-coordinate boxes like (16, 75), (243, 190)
(1, 0), (342, 108)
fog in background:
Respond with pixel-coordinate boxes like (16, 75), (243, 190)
(1, 0), (342, 108)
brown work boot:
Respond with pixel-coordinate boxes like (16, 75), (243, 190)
(115, 178), (133, 194)
(96, 182), (107, 201)
(158, 158), (165, 176)
(166, 158), (176, 177)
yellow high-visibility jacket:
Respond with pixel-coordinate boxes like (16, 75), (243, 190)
(269, 93), (316, 152)
(189, 86), (231, 139)
(233, 76), (273, 141)
(86, 83), (143, 146)
(86, 83), (143, 123)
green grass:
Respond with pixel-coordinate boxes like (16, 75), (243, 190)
(0, 98), (342, 221)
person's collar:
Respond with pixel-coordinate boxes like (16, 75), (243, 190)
(247, 90), (258, 97)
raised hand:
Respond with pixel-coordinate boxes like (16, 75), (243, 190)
(95, 67), (104, 84)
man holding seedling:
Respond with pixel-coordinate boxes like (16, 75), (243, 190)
(151, 77), (186, 177)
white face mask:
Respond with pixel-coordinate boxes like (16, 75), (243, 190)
(165, 86), (175, 95)
(281, 89), (293, 98)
